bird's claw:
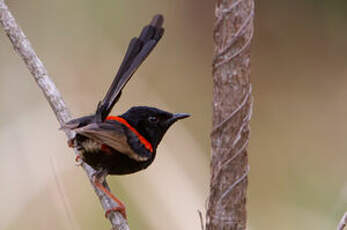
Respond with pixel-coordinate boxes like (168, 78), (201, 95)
(91, 169), (108, 184)
(67, 139), (75, 148)
(105, 206), (127, 220)
(74, 154), (83, 166)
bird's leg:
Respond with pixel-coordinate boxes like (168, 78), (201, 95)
(66, 138), (83, 166)
(92, 169), (127, 219)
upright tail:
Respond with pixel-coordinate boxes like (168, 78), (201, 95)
(95, 15), (164, 122)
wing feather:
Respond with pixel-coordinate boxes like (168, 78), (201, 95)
(96, 15), (164, 121)
(74, 122), (150, 161)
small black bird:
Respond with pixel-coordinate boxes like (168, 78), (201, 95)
(62, 15), (189, 219)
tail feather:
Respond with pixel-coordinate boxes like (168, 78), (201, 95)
(96, 15), (164, 122)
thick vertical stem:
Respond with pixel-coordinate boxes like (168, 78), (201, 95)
(206, 0), (254, 230)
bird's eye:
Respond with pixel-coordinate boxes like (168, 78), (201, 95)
(148, 116), (159, 123)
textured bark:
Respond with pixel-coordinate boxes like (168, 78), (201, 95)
(206, 0), (254, 230)
(0, 1), (129, 229)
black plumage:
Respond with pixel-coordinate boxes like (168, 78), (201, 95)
(61, 15), (189, 219)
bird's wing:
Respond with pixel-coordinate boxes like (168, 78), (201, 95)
(74, 122), (151, 161)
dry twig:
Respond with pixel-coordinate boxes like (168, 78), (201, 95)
(0, 1), (129, 229)
(338, 212), (347, 230)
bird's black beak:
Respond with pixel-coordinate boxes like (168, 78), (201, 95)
(173, 113), (190, 120)
(164, 113), (190, 126)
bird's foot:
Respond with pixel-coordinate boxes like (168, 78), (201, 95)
(105, 206), (127, 220)
(67, 138), (75, 148)
(74, 154), (83, 166)
(67, 139), (83, 166)
(91, 169), (108, 183)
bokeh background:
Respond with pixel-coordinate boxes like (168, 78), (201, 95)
(1, 0), (347, 229)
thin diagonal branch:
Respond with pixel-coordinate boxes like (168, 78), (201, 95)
(0, 1), (129, 229)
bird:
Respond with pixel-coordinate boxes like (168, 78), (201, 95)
(61, 15), (190, 219)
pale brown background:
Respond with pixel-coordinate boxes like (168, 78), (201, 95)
(0, 0), (346, 229)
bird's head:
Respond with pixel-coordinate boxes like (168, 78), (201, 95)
(120, 106), (190, 149)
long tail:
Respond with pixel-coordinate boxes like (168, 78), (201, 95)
(95, 15), (164, 122)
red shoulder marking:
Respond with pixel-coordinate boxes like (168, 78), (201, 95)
(106, 116), (153, 153)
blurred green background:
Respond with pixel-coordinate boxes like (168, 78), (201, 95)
(1, 0), (347, 229)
